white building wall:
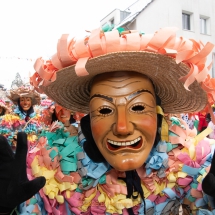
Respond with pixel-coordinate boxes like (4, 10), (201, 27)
(127, 0), (215, 76)
(100, 9), (121, 27)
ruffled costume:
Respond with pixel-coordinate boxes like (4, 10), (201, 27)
(0, 107), (42, 150)
(21, 116), (215, 215)
(24, 26), (215, 215)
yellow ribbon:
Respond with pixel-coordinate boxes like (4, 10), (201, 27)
(81, 189), (97, 212)
(156, 106), (169, 142)
(31, 156), (78, 203)
(97, 184), (141, 214)
(194, 127), (212, 145)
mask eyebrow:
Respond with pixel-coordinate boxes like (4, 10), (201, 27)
(90, 94), (113, 102)
(126, 89), (155, 101)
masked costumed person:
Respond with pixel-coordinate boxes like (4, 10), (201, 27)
(41, 103), (78, 136)
(1, 27), (215, 215)
(0, 86), (42, 151)
(41, 102), (55, 126)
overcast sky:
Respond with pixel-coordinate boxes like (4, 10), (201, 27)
(0, 0), (136, 88)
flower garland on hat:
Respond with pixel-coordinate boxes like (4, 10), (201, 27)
(30, 27), (215, 116)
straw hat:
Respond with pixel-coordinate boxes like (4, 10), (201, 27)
(31, 27), (215, 114)
(7, 86), (41, 106)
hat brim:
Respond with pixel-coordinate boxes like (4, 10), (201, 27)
(7, 92), (40, 106)
(42, 51), (207, 114)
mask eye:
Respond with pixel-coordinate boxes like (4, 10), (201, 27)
(98, 106), (113, 116)
(130, 104), (145, 113)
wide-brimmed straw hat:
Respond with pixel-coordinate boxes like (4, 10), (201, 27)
(7, 86), (41, 106)
(31, 27), (215, 114)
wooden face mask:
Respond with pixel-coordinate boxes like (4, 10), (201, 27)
(90, 71), (157, 171)
(55, 105), (71, 124)
(20, 97), (32, 112)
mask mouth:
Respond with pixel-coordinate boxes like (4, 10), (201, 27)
(107, 136), (143, 151)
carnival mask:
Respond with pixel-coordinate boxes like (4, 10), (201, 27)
(55, 105), (71, 124)
(20, 97), (32, 112)
(89, 71), (157, 171)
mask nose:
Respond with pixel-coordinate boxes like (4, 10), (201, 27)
(113, 105), (134, 136)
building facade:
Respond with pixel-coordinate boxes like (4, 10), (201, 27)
(100, 0), (215, 76)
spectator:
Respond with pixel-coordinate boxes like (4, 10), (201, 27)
(0, 86), (42, 151)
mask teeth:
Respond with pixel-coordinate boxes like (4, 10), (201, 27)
(107, 137), (141, 146)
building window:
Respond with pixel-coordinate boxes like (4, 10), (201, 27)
(200, 17), (207, 34)
(200, 16), (210, 34)
(110, 18), (114, 25)
(182, 13), (191, 30)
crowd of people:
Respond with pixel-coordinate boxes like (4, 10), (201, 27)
(1, 26), (215, 215)
(0, 88), (85, 150)
(1, 93), (214, 151)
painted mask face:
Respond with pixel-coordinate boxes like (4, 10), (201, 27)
(55, 107), (71, 124)
(20, 97), (32, 112)
(90, 71), (157, 171)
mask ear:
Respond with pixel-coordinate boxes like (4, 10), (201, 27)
(80, 114), (106, 163)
